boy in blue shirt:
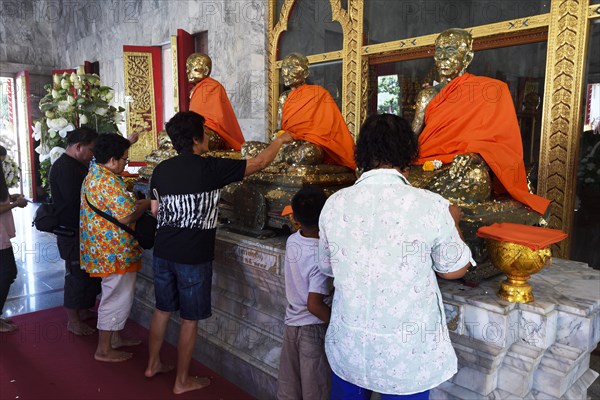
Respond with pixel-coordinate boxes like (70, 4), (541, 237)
(277, 186), (332, 400)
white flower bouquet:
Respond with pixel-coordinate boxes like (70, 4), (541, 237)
(2, 156), (20, 188)
(32, 67), (125, 188)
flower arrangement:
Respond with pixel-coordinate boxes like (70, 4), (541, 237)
(33, 66), (125, 188)
(422, 159), (443, 171)
(2, 155), (20, 188)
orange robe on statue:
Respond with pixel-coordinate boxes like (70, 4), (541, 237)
(417, 73), (550, 215)
(189, 77), (245, 150)
(282, 84), (356, 170)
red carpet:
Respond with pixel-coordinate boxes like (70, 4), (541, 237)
(0, 308), (254, 400)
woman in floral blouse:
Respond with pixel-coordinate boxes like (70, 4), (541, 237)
(80, 133), (150, 362)
(318, 114), (473, 399)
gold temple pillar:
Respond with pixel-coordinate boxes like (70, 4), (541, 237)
(333, 0), (365, 139)
(538, 0), (591, 257)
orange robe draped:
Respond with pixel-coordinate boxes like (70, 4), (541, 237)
(417, 73), (550, 215)
(189, 77), (245, 150)
(282, 84), (356, 170)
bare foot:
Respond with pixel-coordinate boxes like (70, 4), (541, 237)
(144, 361), (175, 378)
(79, 309), (97, 321)
(0, 319), (17, 333)
(67, 321), (96, 336)
(111, 333), (142, 349)
(173, 376), (211, 395)
(94, 349), (133, 362)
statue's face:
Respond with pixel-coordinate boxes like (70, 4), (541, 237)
(186, 55), (211, 84)
(281, 56), (308, 88)
(434, 33), (473, 81)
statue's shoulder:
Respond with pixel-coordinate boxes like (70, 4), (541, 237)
(279, 89), (291, 104)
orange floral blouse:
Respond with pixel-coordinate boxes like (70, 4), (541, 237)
(79, 163), (141, 277)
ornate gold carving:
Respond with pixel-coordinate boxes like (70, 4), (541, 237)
(274, 51), (343, 68)
(591, 3), (600, 19)
(486, 239), (552, 303)
(123, 51), (159, 162)
(331, 0), (363, 138)
(360, 57), (369, 130)
(267, 0), (295, 138)
(362, 13), (551, 57)
(538, 0), (589, 257)
(171, 35), (179, 113)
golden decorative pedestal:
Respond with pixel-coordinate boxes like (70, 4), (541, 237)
(486, 239), (552, 303)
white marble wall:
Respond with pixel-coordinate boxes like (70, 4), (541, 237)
(44, 0), (268, 141)
(0, 0), (56, 75)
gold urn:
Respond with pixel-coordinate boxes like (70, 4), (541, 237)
(486, 239), (552, 303)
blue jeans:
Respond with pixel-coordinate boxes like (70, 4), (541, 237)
(330, 371), (430, 400)
(152, 256), (212, 320)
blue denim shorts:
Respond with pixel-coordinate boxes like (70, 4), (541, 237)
(152, 256), (213, 321)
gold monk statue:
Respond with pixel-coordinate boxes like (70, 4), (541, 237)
(243, 53), (356, 170)
(411, 28), (550, 215)
(187, 53), (245, 151)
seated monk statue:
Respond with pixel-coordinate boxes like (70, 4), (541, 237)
(242, 52), (356, 170)
(187, 53), (245, 151)
(411, 28), (550, 215)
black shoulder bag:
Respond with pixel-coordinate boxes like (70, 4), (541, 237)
(32, 203), (59, 233)
(85, 195), (157, 249)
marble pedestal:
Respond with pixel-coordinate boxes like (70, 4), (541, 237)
(129, 232), (599, 400)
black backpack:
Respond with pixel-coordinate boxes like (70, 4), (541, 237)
(32, 203), (59, 233)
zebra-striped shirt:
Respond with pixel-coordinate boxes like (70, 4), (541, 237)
(150, 153), (246, 264)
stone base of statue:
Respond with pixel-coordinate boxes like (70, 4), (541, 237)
(220, 164), (356, 234)
(129, 234), (599, 400)
(409, 156), (543, 284)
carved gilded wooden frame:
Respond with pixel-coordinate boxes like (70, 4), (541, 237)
(267, 0), (595, 256)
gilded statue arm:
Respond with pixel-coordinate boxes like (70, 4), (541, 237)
(411, 86), (437, 137)
(274, 90), (291, 141)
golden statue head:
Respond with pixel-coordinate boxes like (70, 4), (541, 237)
(434, 28), (474, 82)
(281, 53), (309, 88)
(186, 53), (212, 85)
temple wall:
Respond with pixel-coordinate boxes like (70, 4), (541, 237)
(0, 0), (56, 76)
(43, 0), (268, 141)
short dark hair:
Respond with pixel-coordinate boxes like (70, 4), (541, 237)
(355, 113), (419, 172)
(291, 186), (327, 227)
(66, 127), (98, 147)
(93, 133), (130, 164)
(165, 111), (205, 154)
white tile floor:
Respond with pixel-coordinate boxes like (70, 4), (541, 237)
(3, 204), (66, 318)
(3, 203), (599, 398)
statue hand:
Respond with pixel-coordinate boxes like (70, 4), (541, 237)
(276, 131), (294, 144)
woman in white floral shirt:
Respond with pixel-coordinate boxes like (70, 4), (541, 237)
(318, 114), (473, 399)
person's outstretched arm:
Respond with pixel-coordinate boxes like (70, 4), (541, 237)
(244, 132), (293, 176)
